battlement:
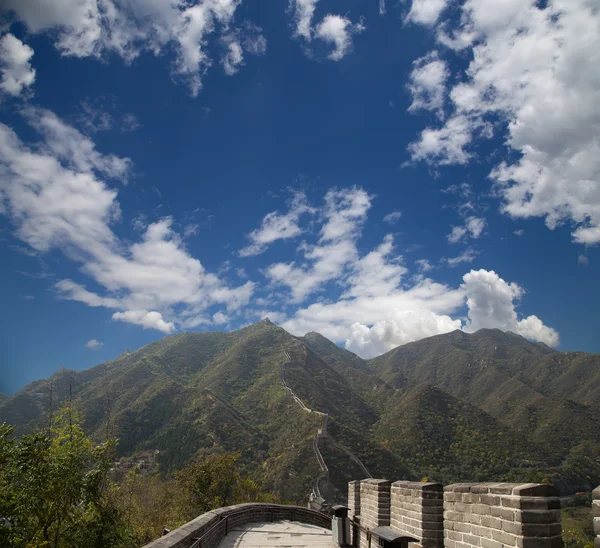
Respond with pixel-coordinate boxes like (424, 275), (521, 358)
(348, 480), (564, 548)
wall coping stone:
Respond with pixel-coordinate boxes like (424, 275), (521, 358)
(444, 484), (559, 497)
(141, 503), (331, 548)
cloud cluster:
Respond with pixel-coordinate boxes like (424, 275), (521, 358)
(462, 269), (559, 347)
(407, 0), (600, 244)
(238, 191), (314, 257)
(0, 108), (254, 333)
(407, 51), (448, 119)
(251, 189), (557, 357)
(264, 187), (372, 301)
(405, 0), (450, 26)
(85, 339), (103, 350)
(0, 33), (35, 99)
(447, 216), (486, 244)
(289, 0), (365, 61)
(1, 0), (266, 95)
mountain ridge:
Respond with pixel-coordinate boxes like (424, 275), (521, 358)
(1, 322), (598, 502)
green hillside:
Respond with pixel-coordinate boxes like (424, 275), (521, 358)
(1, 322), (599, 503)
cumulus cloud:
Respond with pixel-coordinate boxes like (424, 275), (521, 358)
(406, 0), (450, 26)
(221, 38), (244, 76)
(278, 265), (558, 358)
(408, 0), (600, 244)
(289, 0), (364, 61)
(447, 216), (486, 243)
(85, 339), (103, 350)
(112, 310), (175, 333)
(462, 269), (559, 346)
(290, 0), (319, 40)
(407, 51), (448, 118)
(265, 187), (372, 301)
(314, 15), (365, 61)
(442, 248), (478, 267)
(0, 109), (254, 332)
(415, 258), (434, 272)
(383, 211), (402, 224)
(253, 188), (556, 357)
(346, 309), (461, 357)
(0, 33), (35, 98)
(1, 0), (265, 95)
(239, 191), (314, 257)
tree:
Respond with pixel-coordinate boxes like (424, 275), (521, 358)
(0, 405), (131, 548)
(176, 452), (276, 520)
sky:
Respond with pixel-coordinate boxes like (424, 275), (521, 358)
(0, 0), (599, 395)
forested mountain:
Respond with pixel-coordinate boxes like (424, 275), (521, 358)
(1, 321), (598, 504)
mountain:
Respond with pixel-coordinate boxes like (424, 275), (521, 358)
(368, 328), (600, 490)
(1, 322), (599, 503)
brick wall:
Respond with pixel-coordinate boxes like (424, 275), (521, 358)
(593, 486), (600, 548)
(349, 480), (361, 521)
(444, 483), (562, 548)
(391, 481), (444, 548)
(348, 480), (562, 548)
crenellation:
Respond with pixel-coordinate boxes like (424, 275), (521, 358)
(592, 486), (600, 548)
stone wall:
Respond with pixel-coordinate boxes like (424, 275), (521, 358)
(141, 503), (331, 548)
(444, 483), (561, 548)
(349, 480), (361, 521)
(348, 480), (563, 548)
(391, 481), (444, 548)
(593, 486), (600, 548)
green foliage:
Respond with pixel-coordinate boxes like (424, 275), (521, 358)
(561, 506), (594, 548)
(1, 322), (599, 511)
(176, 452), (277, 520)
(0, 406), (131, 548)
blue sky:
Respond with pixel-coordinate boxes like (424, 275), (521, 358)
(1, 0), (599, 395)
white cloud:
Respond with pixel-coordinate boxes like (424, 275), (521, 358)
(443, 248), (478, 267)
(239, 191), (314, 257)
(290, 0), (319, 40)
(314, 15), (365, 61)
(407, 51), (448, 118)
(513, 229), (524, 237)
(1, 0), (263, 96)
(280, 266), (558, 358)
(415, 258), (434, 272)
(289, 1), (364, 61)
(212, 311), (230, 325)
(85, 339), (103, 350)
(265, 187), (372, 301)
(578, 254), (589, 266)
(447, 216), (486, 243)
(383, 210), (402, 224)
(0, 109), (255, 332)
(408, 0), (600, 244)
(121, 113), (141, 132)
(22, 107), (132, 182)
(406, 0), (450, 26)
(112, 310), (175, 333)
(221, 38), (244, 76)
(379, 0), (386, 16)
(346, 309), (460, 358)
(462, 269), (559, 346)
(0, 33), (36, 98)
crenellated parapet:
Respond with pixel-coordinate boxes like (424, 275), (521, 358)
(593, 486), (600, 548)
(348, 480), (564, 548)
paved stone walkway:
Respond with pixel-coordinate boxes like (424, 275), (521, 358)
(217, 520), (334, 547)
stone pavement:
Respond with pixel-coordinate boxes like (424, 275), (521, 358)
(217, 520), (335, 547)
